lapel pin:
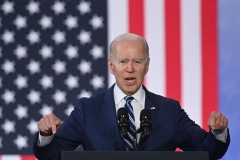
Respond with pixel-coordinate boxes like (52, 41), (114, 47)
(150, 107), (155, 110)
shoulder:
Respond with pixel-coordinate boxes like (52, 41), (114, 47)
(76, 84), (114, 106)
(145, 88), (180, 106)
(144, 87), (181, 112)
(77, 89), (107, 105)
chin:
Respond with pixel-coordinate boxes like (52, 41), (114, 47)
(125, 89), (138, 95)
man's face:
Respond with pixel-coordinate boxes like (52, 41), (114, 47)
(108, 40), (150, 95)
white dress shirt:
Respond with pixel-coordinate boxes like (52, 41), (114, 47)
(113, 84), (145, 142)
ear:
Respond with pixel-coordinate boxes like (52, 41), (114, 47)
(145, 58), (150, 75)
(108, 58), (115, 75)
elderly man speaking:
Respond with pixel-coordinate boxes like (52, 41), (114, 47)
(33, 33), (230, 160)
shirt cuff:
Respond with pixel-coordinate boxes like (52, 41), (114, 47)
(38, 132), (54, 147)
(211, 127), (228, 143)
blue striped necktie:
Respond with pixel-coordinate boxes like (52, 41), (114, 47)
(124, 96), (136, 151)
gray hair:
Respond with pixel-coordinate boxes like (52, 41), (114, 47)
(109, 33), (149, 61)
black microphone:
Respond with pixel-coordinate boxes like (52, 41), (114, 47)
(117, 108), (130, 136)
(117, 108), (137, 150)
(140, 109), (152, 136)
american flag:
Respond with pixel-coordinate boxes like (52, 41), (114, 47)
(0, 0), (239, 159)
(0, 0), (107, 159)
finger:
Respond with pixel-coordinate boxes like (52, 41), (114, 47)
(214, 112), (221, 130)
(55, 118), (62, 129)
(222, 116), (228, 129)
(38, 120), (49, 135)
(208, 112), (216, 130)
(38, 119), (45, 132)
(217, 113), (227, 130)
(41, 117), (53, 131)
(50, 115), (57, 134)
(41, 116), (52, 130)
(219, 115), (225, 129)
(41, 123), (50, 133)
(38, 118), (47, 132)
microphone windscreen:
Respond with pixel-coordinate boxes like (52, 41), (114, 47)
(117, 108), (128, 119)
(140, 109), (151, 119)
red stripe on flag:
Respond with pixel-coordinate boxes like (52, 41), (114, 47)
(165, 0), (181, 103)
(201, 0), (218, 130)
(128, 0), (147, 85)
(128, 0), (144, 37)
(21, 155), (36, 160)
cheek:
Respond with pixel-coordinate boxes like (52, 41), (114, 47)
(137, 67), (147, 76)
(115, 66), (125, 75)
(111, 66), (119, 75)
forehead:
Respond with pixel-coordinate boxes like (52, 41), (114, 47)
(114, 41), (145, 58)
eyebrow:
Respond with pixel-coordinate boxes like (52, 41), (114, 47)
(117, 58), (127, 61)
(117, 58), (144, 60)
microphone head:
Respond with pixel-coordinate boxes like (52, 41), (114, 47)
(140, 109), (151, 120)
(117, 108), (129, 119)
(117, 108), (130, 135)
(140, 109), (152, 136)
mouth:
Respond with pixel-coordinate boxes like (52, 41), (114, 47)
(125, 77), (136, 84)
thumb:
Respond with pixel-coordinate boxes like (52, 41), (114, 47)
(207, 112), (216, 130)
(55, 118), (62, 129)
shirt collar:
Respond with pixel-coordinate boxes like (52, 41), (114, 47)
(114, 84), (145, 106)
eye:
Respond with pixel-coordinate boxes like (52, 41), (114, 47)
(120, 60), (126, 64)
(135, 60), (141, 64)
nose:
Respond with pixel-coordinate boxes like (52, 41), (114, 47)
(126, 61), (134, 72)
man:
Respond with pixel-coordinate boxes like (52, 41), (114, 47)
(33, 33), (230, 160)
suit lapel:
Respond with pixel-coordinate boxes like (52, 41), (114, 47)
(101, 84), (125, 150)
(101, 84), (118, 128)
(138, 86), (158, 150)
(143, 86), (158, 123)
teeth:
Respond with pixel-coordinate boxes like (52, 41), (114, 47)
(126, 79), (135, 82)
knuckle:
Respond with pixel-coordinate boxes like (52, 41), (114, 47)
(220, 124), (224, 128)
(211, 111), (216, 115)
(46, 122), (51, 128)
(211, 124), (215, 128)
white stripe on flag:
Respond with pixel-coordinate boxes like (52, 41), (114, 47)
(107, 0), (129, 87)
(145, 0), (166, 96)
(1, 155), (21, 160)
(180, 0), (202, 126)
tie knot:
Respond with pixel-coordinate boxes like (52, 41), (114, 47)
(124, 96), (134, 103)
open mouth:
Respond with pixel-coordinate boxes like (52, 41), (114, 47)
(125, 77), (136, 83)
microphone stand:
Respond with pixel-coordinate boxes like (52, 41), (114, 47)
(129, 129), (138, 151)
(121, 125), (151, 151)
(136, 125), (151, 147)
(133, 137), (138, 151)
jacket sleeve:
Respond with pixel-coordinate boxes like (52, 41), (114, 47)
(33, 99), (85, 160)
(175, 101), (230, 160)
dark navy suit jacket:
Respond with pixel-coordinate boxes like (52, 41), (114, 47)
(33, 84), (230, 160)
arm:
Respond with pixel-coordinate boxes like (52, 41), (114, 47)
(175, 102), (230, 160)
(33, 99), (85, 160)
(211, 127), (228, 143)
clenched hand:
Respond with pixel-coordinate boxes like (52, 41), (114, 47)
(38, 113), (62, 136)
(208, 111), (228, 131)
